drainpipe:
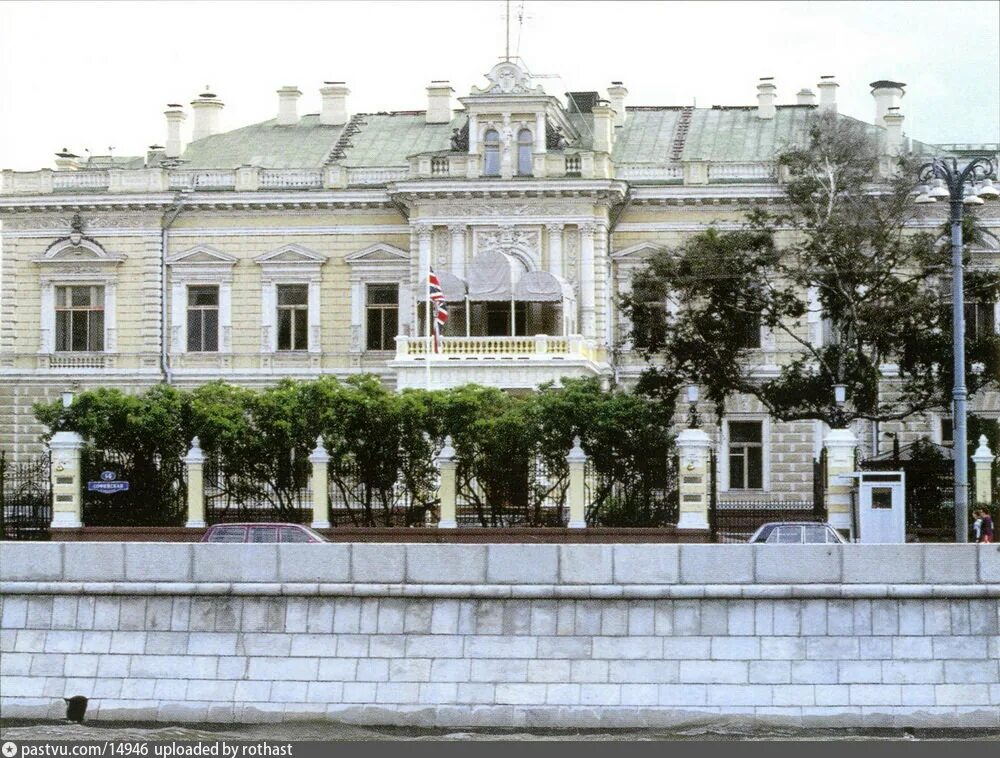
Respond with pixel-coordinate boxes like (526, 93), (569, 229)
(161, 193), (186, 384)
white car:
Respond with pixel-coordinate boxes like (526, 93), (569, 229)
(748, 521), (846, 544)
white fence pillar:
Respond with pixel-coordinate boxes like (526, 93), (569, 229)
(437, 436), (457, 529)
(824, 427), (858, 532)
(566, 436), (587, 529)
(676, 428), (712, 530)
(49, 431), (84, 529)
(973, 435), (995, 507)
(183, 437), (206, 528)
(310, 436), (331, 529)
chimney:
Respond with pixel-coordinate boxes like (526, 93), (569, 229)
(796, 88), (817, 106)
(869, 80), (906, 127)
(592, 99), (615, 153)
(146, 145), (165, 166)
(54, 149), (82, 171)
(607, 82), (628, 127)
(320, 82), (349, 126)
(756, 78), (776, 119)
(164, 104), (186, 157)
(190, 90), (224, 141)
(276, 86), (301, 125)
(883, 107), (905, 156)
(817, 75), (838, 114)
(426, 81), (453, 124)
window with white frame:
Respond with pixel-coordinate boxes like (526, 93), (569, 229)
(55, 285), (105, 352)
(966, 300), (997, 341)
(276, 284), (309, 351)
(186, 285), (219, 352)
(366, 284), (399, 351)
(483, 129), (500, 176)
(254, 244), (326, 355)
(728, 420), (764, 490)
(344, 242), (410, 354)
(517, 128), (533, 176)
(736, 310), (762, 349)
(166, 245), (237, 356)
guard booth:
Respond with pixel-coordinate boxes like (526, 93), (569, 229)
(851, 471), (906, 543)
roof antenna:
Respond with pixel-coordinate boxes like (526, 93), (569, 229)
(505, 0), (511, 61)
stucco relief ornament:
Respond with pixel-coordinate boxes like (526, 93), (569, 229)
(69, 214), (84, 246)
(470, 61), (545, 96)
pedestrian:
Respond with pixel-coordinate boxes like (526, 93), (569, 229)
(972, 509), (983, 543)
(982, 508), (995, 544)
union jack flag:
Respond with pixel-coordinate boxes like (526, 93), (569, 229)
(429, 268), (449, 353)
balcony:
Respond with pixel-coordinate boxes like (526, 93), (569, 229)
(390, 334), (609, 390)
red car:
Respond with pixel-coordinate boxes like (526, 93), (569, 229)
(200, 522), (328, 543)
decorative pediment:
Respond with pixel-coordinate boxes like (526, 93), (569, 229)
(35, 236), (124, 266)
(254, 244), (327, 265)
(345, 243), (409, 264)
(167, 245), (238, 266)
(611, 241), (669, 260)
(470, 61), (545, 96)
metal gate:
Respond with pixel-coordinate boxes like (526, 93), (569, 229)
(709, 447), (828, 543)
(0, 450), (52, 540)
(81, 447), (186, 527)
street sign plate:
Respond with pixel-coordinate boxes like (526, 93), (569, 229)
(87, 481), (130, 493)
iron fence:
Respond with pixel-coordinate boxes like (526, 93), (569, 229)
(584, 458), (678, 527)
(81, 447), (186, 527)
(860, 440), (955, 537)
(711, 500), (822, 543)
(0, 450), (52, 540)
(327, 455), (437, 527)
(204, 453), (311, 524)
(456, 453), (569, 527)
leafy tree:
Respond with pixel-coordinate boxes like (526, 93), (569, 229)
(623, 111), (1000, 427)
(33, 385), (192, 525)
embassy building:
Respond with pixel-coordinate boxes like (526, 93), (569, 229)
(1, 60), (998, 501)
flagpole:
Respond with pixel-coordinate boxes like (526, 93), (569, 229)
(425, 259), (432, 392)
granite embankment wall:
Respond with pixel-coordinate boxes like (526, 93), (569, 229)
(1, 542), (999, 728)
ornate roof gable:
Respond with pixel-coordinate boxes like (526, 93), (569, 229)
(470, 61), (545, 96)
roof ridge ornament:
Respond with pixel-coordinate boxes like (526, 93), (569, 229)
(471, 60), (545, 96)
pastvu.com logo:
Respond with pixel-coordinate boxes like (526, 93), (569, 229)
(2, 741), (18, 757)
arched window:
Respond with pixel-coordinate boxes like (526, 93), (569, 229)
(483, 129), (500, 176)
(517, 128), (533, 176)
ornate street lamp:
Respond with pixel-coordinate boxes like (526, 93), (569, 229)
(830, 383), (848, 429)
(916, 155), (997, 542)
(686, 384), (701, 429)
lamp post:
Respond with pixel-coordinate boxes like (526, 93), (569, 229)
(915, 156), (998, 542)
(831, 383), (848, 430)
(686, 384), (701, 429)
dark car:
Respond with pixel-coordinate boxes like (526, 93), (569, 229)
(201, 523), (328, 543)
(748, 522), (846, 544)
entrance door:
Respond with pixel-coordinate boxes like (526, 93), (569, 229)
(858, 474), (905, 543)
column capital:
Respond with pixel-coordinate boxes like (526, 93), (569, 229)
(545, 222), (564, 234)
(413, 224), (433, 239)
(183, 436), (205, 465)
(447, 223), (466, 236)
(309, 435), (331, 465)
(579, 222), (597, 236)
(50, 431), (85, 451)
(972, 435), (995, 465)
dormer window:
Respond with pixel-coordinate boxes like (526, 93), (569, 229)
(484, 129), (500, 176)
(517, 128), (533, 176)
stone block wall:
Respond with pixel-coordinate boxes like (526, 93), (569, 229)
(1, 543), (999, 728)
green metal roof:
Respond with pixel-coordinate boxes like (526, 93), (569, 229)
(176, 105), (947, 170)
(180, 115), (344, 169)
(339, 113), (462, 166)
